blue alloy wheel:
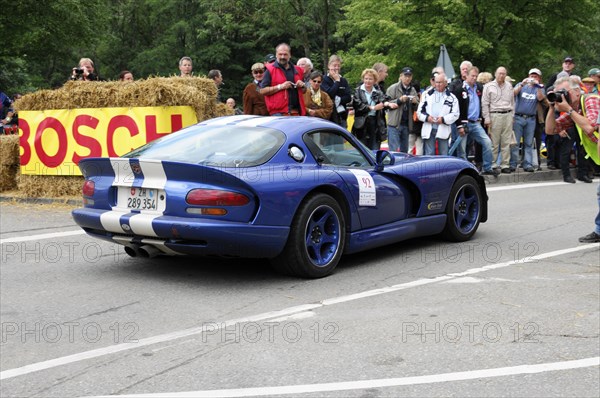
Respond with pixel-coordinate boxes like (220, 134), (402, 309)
(304, 205), (341, 266)
(271, 193), (346, 278)
(442, 175), (482, 241)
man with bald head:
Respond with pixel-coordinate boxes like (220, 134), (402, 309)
(482, 66), (515, 173)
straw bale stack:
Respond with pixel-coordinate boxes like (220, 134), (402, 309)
(3, 76), (232, 198)
(0, 135), (19, 192)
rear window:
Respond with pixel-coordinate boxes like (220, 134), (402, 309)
(124, 125), (286, 167)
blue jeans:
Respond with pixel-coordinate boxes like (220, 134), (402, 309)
(462, 122), (494, 171)
(450, 123), (461, 157)
(511, 114), (536, 169)
(387, 125), (409, 152)
(424, 129), (449, 156)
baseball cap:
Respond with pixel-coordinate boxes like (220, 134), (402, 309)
(582, 77), (595, 83)
(401, 67), (413, 75)
(265, 54), (276, 63)
(589, 68), (600, 76)
(528, 68), (542, 76)
(505, 76), (515, 83)
(563, 56), (574, 63)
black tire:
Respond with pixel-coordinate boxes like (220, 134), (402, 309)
(271, 193), (346, 278)
(441, 175), (482, 241)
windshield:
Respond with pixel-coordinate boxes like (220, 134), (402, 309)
(123, 125), (286, 167)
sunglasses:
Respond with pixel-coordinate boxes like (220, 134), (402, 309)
(312, 79), (322, 83)
(253, 69), (264, 74)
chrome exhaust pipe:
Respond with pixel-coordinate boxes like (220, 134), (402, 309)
(124, 244), (141, 257)
(138, 245), (161, 258)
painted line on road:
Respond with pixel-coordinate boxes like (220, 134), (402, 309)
(487, 181), (576, 192)
(89, 357), (600, 397)
(1, 243), (597, 381)
(0, 230), (86, 244)
(0, 182), (582, 244)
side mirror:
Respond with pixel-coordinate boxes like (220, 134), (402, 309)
(374, 150), (394, 171)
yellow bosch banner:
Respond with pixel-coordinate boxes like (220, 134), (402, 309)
(19, 106), (197, 175)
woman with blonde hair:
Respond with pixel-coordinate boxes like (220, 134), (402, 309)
(477, 71), (493, 85)
(351, 68), (391, 149)
(70, 57), (100, 81)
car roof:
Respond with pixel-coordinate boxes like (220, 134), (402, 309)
(198, 115), (346, 137)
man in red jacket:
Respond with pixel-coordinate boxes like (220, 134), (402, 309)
(259, 43), (307, 116)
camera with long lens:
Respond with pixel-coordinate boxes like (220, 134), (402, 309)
(547, 89), (570, 103)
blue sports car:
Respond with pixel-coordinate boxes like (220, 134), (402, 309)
(72, 115), (487, 278)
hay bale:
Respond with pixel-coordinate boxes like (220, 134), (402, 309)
(0, 135), (20, 192)
(8, 76), (232, 198)
(17, 175), (83, 198)
(14, 76), (229, 121)
(0, 135), (19, 165)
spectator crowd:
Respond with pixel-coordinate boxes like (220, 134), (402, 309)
(2, 46), (599, 243)
(4, 48), (599, 189)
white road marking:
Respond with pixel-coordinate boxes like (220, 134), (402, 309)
(88, 357), (600, 397)
(1, 243), (597, 381)
(487, 181), (574, 192)
(0, 181), (578, 245)
(0, 230), (85, 244)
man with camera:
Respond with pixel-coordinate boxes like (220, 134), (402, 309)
(545, 76), (599, 184)
(510, 68), (546, 172)
(546, 76), (600, 243)
(386, 67), (417, 152)
(259, 43), (307, 116)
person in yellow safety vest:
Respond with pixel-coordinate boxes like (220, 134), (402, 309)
(545, 76), (600, 243)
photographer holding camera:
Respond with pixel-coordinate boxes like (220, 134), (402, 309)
(545, 75), (600, 242)
(70, 58), (100, 81)
(545, 76), (599, 183)
(510, 68), (546, 172)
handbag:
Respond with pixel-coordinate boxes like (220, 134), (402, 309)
(510, 130), (518, 147)
(353, 115), (366, 130)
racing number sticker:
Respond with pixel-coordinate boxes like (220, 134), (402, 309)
(349, 169), (376, 206)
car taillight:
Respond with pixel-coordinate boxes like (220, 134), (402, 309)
(186, 189), (250, 206)
(82, 180), (95, 197)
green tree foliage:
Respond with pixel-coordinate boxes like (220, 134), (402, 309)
(0, 0), (111, 92)
(1, 0), (597, 99)
(337, 0), (600, 87)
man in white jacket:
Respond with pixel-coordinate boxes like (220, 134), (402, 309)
(417, 72), (460, 155)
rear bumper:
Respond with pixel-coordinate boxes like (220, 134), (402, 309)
(72, 208), (289, 258)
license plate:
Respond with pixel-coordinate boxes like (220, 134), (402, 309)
(122, 187), (161, 211)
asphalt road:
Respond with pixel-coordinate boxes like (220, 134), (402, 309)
(1, 180), (599, 398)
